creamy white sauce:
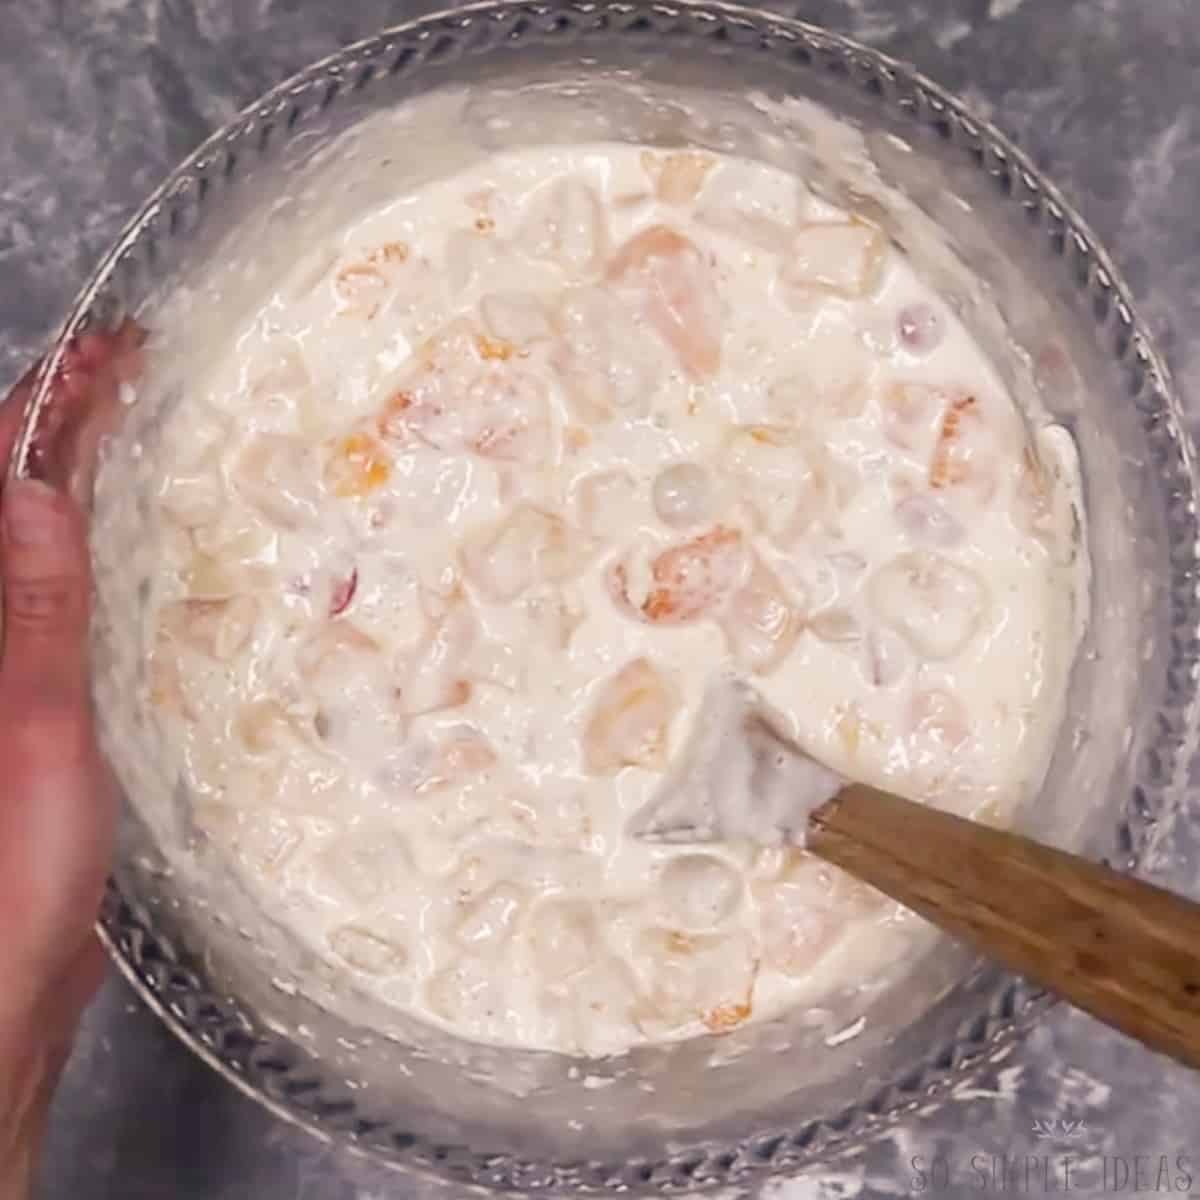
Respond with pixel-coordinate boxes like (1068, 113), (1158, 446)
(91, 141), (1083, 1056)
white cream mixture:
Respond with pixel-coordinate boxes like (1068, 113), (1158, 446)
(92, 142), (1083, 1055)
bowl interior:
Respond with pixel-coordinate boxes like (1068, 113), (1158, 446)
(14, 3), (1198, 1190)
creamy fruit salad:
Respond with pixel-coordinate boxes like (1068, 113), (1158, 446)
(91, 142), (1082, 1055)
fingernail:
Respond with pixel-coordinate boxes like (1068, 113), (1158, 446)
(4, 479), (64, 546)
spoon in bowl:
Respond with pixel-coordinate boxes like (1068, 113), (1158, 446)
(631, 678), (1200, 1070)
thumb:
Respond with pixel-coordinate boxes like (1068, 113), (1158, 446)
(1, 478), (91, 716)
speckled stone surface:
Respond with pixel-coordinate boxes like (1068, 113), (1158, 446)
(5, 2), (1200, 1197)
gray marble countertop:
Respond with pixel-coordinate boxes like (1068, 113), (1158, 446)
(5, 2), (1200, 1197)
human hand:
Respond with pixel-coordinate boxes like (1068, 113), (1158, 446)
(0, 349), (123, 1199)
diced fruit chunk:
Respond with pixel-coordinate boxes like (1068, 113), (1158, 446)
(720, 559), (800, 675)
(324, 431), (391, 498)
(583, 658), (678, 774)
(462, 505), (591, 602)
(641, 150), (717, 205)
(780, 220), (886, 300)
(867, 550), (987, 661)
(608, 225), (723, 380)
(526, 900), (600, 981)
(609, 527), (748, 626)
(656, 854), (743, 930)
(516, 176), (609, 276)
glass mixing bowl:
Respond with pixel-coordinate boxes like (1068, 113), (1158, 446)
(10, 1), (1199, 1191)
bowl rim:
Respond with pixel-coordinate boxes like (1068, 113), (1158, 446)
(16, 0), (1200, 1191)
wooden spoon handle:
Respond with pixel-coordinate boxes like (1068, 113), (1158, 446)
(809, 784), (1200, 1069)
